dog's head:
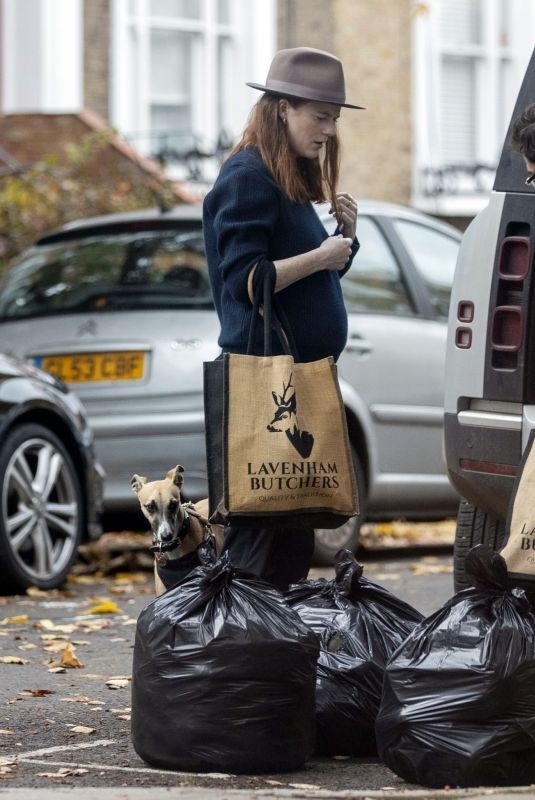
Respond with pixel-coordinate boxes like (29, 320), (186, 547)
(131, 465), (186, 549)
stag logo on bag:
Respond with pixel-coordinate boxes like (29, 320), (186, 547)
(267, 373), (314, 458)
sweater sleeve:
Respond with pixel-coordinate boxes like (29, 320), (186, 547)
(338, 236), (360, 278)
(209, 163), (280, 304)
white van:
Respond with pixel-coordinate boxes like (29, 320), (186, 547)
(445, 47), (535, 590)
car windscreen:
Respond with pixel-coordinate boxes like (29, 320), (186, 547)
(0, 227), (214, 320)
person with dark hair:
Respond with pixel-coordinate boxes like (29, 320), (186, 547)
(202, 47), (363, 590)
(511, 102), (535, 185)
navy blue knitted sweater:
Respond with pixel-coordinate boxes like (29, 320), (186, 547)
(202, 146), (359, 363)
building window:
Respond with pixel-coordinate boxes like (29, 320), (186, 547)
(123, 0), (235, 159)
(412, 0), (535, 215)
(111, 0), (276, 183)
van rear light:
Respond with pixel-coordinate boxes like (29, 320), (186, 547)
(460, 458), (518, 477)
(497, 236), (531, 281)
(491, 306), (523, 351)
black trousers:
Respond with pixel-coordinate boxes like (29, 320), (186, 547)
(223, 525), (315, 593)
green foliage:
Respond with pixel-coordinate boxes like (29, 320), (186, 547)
(0, 128), (178, 274)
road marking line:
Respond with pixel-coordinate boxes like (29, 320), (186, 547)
(17, 757), (232, 778)
(4, 739), (116, 761)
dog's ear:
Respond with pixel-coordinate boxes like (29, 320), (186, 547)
(166, 465), (185, 488)
(131, 474), (148, 494)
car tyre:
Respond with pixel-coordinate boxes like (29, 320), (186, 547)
(0, 423), (83, 594)
(313, 447), (366, 566)
(453, 498), (508, 592)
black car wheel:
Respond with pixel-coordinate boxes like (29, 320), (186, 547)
(453, 498), (507, 592)
(313, 448), (366, 566)
(0, 423), (83, 593)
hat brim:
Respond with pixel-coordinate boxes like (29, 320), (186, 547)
(245, 82), (365, 110)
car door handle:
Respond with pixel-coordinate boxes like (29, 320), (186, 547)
(345, 334), (373, 355)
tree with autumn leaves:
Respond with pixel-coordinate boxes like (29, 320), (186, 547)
(0, 126), (182, 273)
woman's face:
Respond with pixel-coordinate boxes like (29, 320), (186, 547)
(280, 100), (340, 159)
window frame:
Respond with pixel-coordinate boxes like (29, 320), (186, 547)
(381, 214), (461, 320)
(411, 0), (535, 216)
(340, 214), (417, 318)
(110, 0), (276, 178)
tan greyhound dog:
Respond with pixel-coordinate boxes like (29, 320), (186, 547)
(131, 465), (223, 595)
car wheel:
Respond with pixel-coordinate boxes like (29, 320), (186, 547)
(0, 423), (83, 593)
(313, 448), (366, 566)
(453, 499), (507, 592)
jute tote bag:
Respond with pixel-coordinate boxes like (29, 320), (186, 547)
(500, 429), (535, 585)
(204, 261), (359, 529)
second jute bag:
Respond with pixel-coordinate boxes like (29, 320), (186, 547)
(500, 429), (535, 587)
(204, 260), (359, 529)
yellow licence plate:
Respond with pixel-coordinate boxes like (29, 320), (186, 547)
(38, 352), (146, 383)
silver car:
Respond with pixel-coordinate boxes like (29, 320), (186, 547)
(0, 201), (461, 563)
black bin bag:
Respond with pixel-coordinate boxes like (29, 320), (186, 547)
(376, 545), (535, 789)
(131, 551), (320, 774)
(285, 549), (423, 756)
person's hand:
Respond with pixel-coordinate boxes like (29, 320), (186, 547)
(316, 234), (353, 271)
(330, 192), (358, 240)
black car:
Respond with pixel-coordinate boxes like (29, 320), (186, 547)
(0, 354), (104, 592)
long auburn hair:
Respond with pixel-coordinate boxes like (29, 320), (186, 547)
(229, 94), (341, 214)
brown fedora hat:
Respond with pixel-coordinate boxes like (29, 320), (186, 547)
(246, 47), (364, 110)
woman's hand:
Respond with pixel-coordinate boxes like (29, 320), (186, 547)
(330, 192), (358, 240)
(316, 234), (353, 271)
(273, 229), (353, 290)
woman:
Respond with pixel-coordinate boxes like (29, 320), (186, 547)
(203, 46), (363, 591)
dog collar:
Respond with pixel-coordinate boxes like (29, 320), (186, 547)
(150, 511), (191, 554)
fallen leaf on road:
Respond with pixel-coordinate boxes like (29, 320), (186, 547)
(26, 586), (61, 598)
(114, 571), (148, 585)
(77, 618), (109, 631)
(265, 780), (285, 786)
(67, 574), (105, 585)
(0, 730), (13, 735)
(0, 615), (29, 625)
(19, 689), (55, 697)
(43, 640), (73, 653)
(60, 643), (84, 668)
(80, 599), (121, 615)
(37, 620), (79, 634)
(37, 768), (89, 777)
(116, 714), (131, 720)
(48, 667), (66, 674)
(69, 726), (96, 734)
(18, 643), (38, 651)
(106, 678), (129, 689)
(60, 695), (105, 705)
(360, 519), (455, 549)
(48, 643), (83, 669)
(0, 656), (29, 665)
(410, 563), (454, 575)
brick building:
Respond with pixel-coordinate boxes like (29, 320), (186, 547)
(278, 0), (535, 226)
(1, 0), (534, 224)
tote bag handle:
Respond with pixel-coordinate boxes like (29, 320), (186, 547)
(246, 258), (300, 359)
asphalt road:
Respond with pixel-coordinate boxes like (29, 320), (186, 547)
(0, 549), (455, 792)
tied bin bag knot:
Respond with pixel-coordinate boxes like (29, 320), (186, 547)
(204, 258), (359, 529)
(375, 544), (535, 789)
(131, 549), (320, 774)
(285, 548), (423, 756)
